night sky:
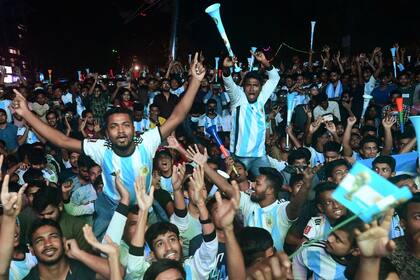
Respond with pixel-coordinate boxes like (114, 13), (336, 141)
(6, 0), (419, 77)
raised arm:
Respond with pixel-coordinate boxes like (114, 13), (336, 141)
(286, 167), (314, 220)
(381, 116), (396, 156)
(0, 174), (27, 279)
(222, 56), (242, 106)
(12, 89), (81, 152)
(160, 53), (204, 139)
(343, 116), (357, 157)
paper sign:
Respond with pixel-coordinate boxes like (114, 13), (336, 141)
(332, 163), (412, 223)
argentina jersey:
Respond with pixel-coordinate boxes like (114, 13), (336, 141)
(134, 119), (150, 134)
(160, 175), (173, 196)
(293, 241), (347, 280)
(304, 215), (332, 241)
(0, 99), (12, 122)
(83, 127), (161, 205)
(198, 114), (224, 136)
(239, 192), (293, 250)
(223, 67), (280, 158)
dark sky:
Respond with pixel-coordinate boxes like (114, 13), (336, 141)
(5, 0), (419, 77)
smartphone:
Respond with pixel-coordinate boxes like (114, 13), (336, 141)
(322, 114), (333, 122)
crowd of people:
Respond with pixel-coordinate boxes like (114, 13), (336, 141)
(0, 42), (419, 280)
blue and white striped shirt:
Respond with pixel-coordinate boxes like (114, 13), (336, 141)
(223, 68), (280, 157)
(239, 192), (293, 251)
(83, 128), (161, 205)
(303, 215), (332, 241)
(293, 241), (347, 280)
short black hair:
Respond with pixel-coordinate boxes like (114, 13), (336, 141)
(243, 71), (263, 86)
(23, 168), (44, 184)
(28, 148), (47, 166)
(144, 259), (186, 280)
(77, 154), (94, 169)
(325, 159), (351, 179)
(81, 109), (93, 118)
(324, 141), (341, 154)
(287, 147), (311, 165)
(32, 186), (62, 214)
(133, 102), (144, 111)
(332, 215), (364, 248)
(359, 136), (379, 149)
(289, 173), (304, 188)
(314, 182), (338, 204)
(372, 155), (396, 172)
(155, 149), (173, 160)
(207, 98), (217, 106)
(104, 107), (134, 128)
(314, 93), (328, 104)
(389, 174), (413, 185)
(259, 167), (283, 195)
(28, 219), (63, 246)
(238, 227), (273, 267)
(145, 222), (180, 251)
(396, 193), (420, 220)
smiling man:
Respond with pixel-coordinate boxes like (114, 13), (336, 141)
(11, 54), (205, 239)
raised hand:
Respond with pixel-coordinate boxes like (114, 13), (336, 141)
(347, 116), (357, 127)
(134, 175), (155, 211)
(251, 50), (269, 67)
(212, 181), (239, 231)
(165, 135), (181, 151)
(83, 224), (119, 257)
(382, 115), (396, 130)
(309, 117), (322, 134)
(189, 165), (206, 206)
(325, 121), (337, 134)
(61, 180), (73, 201)
(93, 119), (101, 133)
(115, 170), (130, 205)
(302, 166), (316, 185)
(64, 239), (83, 260)
(186, 144), (209, 166)
(12, 89), (30, 116)
(191, 52), (206, 82)
(303, 105), (313, 119)
(355, 209), (396, 258)
(223, 56), (237, 68)
(1, 174), (27, 217)
(171, 163), (186, 192)
(246, 252), (292, 280)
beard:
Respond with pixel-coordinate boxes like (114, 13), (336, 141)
(38, 247), (65, 266)
(250, 192), (265, 203)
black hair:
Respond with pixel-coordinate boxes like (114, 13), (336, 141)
(104, 107), (134, 128)
(46, 110), (59, 118)
(128, 205), (140, 215)
(372, 155), (396, 172)
(324, 141), (341, 154)
(28, 148), (47, 166)
(243, 71), (264, 86)
(155, 149), (173, 160)
(389, 174), (413, 185)
(207, 98), (217, 105)
(289, 173), (304, 189)
(287, 147), (311, 165)
(332, 215), (364, 248)
(32, 186), (62, 214)
(359, 136), (379, 149)
(314, 182), (338, 204)
(28, 219), (63, 246)
(238, 227), (274, 267)
(0, 108), (6, 115)
(361, 125), (377, 136)
(133, 102), (144, 111)
(390, 89), (402, 97)
(396, 193), (420, 220)
(259, 167), (283, 196)
(145, 222), (180, 251)
(22, 168), (44, 184)
(144, 259), (186, 280)
(81, 109), (93, 118)
(150, 102), (160, 110)
(325, 159), (350, 180)
(77, 154), (94, 169)
(314, 93), (328, 104)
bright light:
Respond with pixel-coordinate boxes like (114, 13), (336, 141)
(134, 65), (140, 71)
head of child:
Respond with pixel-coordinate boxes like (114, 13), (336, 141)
(315, 182), (347, 224)
(288, 173), (304, 199)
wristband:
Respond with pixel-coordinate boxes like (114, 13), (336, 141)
(199, 217), (212, 224)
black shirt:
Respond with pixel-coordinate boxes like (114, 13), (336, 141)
(23, 259), (96, 280)
(153, 92), (179, 119)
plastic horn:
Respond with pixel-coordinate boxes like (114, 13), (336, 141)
(206, 125), (239, 176)
(77, 70), (82, 82)
(407, 55), (411, 63)
(249, 47), (257, 71)
(188, 54), (192, 65)
(85, 68), (90, 74)
(396, 97), (404, 133)
(409, 116), (420, 167)
(205, 3), (241, 72)
(310, 21), (316, 51)
(285, 93), (297, 151)
(360, 94), (373, 126)
(47, 69), (52, 84)
(214, 57), (220, 82)
(247, 57), (253, 71)
(390, 47), (397, 78)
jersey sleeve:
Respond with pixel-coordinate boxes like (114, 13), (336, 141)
(259, 67), (280, 103)
(140, 127), (161, 158)
(292, 247), (309, 280)
(187, 235), (218, 279)
(303, 217), (319, 240)
(222, 75), (243, 107)
(82, 139), (106, 164)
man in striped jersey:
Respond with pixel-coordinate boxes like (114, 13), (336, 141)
(222, 50), (280, 176)
(11, 53), (206, 239)
(293, 217), (364, 280)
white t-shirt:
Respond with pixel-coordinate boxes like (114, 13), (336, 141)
(83, 127), (161, 204)
(10, 253), (38, 280)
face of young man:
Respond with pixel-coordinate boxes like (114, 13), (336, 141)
(317, 190), (347, 222)
(329, 164), (349, 184)
(360, 142), (378, 159)
(373, 163), (394, 179)
(31, 225), (65, 265)
(152, 232), (183, 261)
(155, 269), (185, 280)
(251, 175), (271, 203)
(401, 203), (420, 242)
(325, 230), (353, 257)
(106, 113), (135, 151)
(244, 78), (262, 103)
